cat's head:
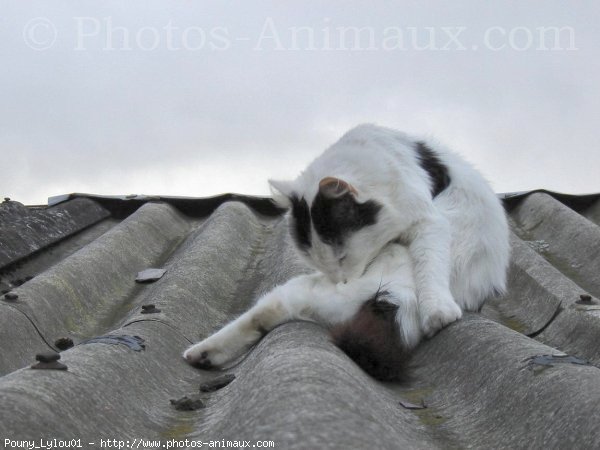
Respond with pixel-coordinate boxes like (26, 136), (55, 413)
(269, 176), (389, 283)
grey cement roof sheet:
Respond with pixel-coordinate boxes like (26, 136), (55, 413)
(1, 191), (600, 449)
(0, 197), (110, 269)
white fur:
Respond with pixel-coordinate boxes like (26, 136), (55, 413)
(184, 124), (510, 367)
(271, 125), (509, 325)
(183, 243), (421, 366)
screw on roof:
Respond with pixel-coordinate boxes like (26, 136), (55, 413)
(3, 292), (18, 301)
(576, 294), (596, 305)
(31, 352), (68, 370)
(36, 352), (60, 363)
(141, 304), (161, 314)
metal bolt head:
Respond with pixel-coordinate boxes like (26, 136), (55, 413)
(141, 304), (161, 314)
(36, 352), (60, 363)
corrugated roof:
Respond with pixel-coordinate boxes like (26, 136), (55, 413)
(1, 191), (600, 448)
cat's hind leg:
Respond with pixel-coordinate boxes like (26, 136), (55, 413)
(183, 273), (374, 368)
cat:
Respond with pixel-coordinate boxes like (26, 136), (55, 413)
(183, 124), (510, 373)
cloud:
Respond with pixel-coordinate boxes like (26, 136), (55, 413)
(1, 1), (599, 204)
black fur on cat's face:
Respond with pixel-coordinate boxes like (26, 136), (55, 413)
(285, 177), (382, 283)
(311, 184), (382, 247)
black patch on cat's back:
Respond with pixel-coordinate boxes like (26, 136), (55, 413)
(289, 195), (312, 250)
(415, 141), (451, 198)
(310, 192), (381, 246)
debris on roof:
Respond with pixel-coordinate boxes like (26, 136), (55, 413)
(135, 268), (167, 283)
(1, 190), (600, 448)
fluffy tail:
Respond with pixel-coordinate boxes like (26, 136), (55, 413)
(330, 292), (412, 382)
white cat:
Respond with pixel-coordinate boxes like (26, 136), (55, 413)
(183, 124), (510, 370)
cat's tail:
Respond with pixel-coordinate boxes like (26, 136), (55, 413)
(330, 292), (412, 382)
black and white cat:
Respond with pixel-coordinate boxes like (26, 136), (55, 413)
(183, 124), (510, 371)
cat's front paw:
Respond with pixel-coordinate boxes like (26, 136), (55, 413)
(419, 293), (462, 338)
(183, 339), (236, 369)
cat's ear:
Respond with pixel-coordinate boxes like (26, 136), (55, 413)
(318, 177), (358, 199)
(268, 179), (295, 208)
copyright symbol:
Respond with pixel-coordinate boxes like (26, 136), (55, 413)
(23, 17), (57, 50)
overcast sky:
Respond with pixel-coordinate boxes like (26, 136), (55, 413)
(2, 1), (599, 205)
